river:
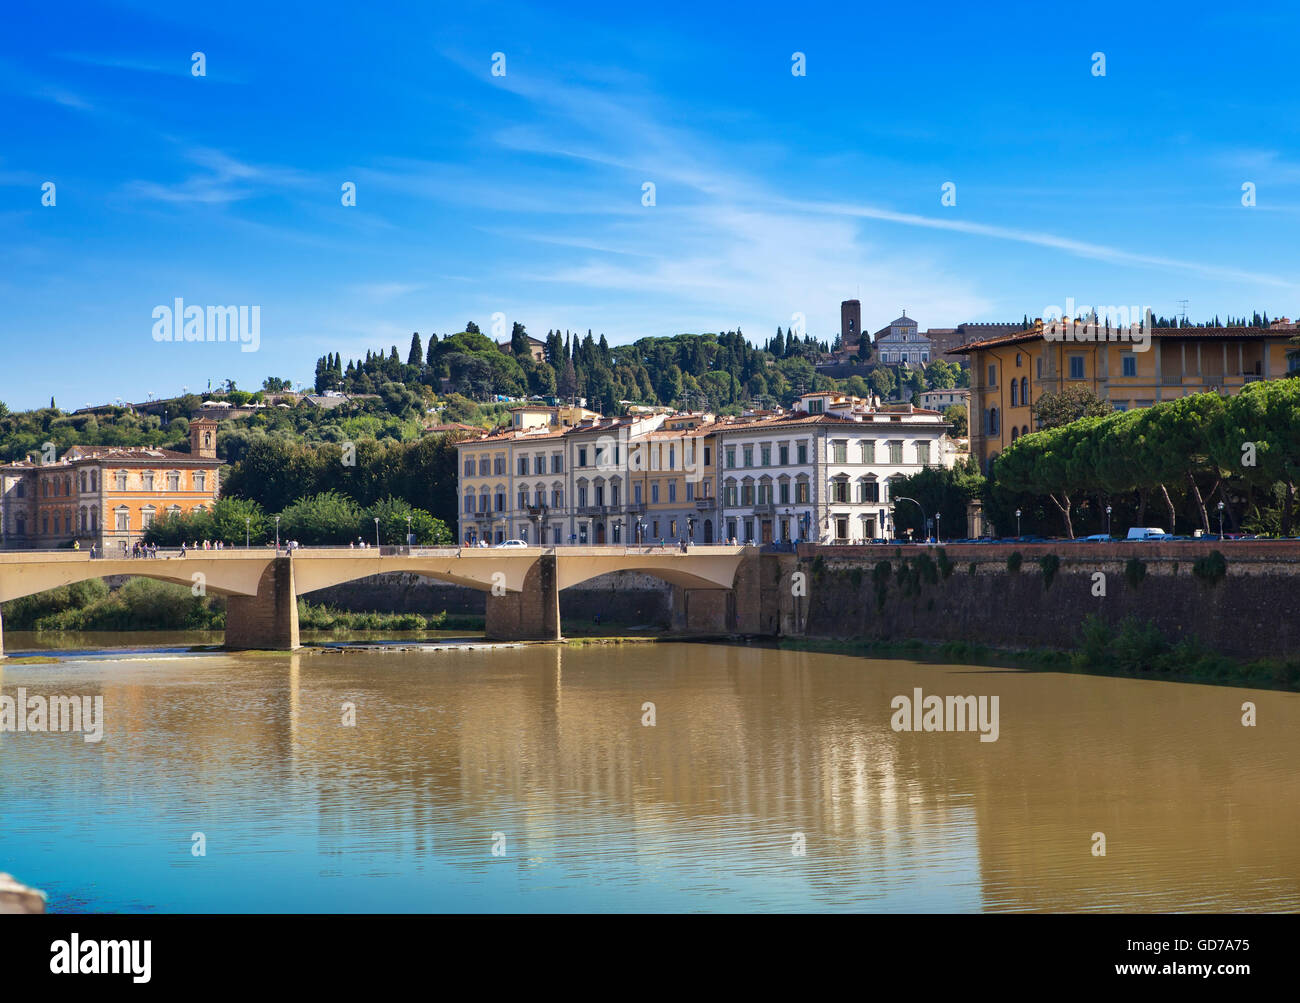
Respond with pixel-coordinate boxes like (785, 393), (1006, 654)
(1, 634), (1297, 912)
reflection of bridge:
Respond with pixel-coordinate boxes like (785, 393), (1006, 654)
(0, 546), (774, 654)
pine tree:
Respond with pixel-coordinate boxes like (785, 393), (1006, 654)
(408, 332), (423, 367)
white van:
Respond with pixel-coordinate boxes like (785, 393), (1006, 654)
(1126, 527), (1170, 541)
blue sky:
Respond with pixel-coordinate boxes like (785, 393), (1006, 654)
(3, 0), (1300, 411)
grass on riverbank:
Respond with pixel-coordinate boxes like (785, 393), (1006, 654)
(2, 578), (222, 631)
(296, 601), (483, 633)
(1, 578), (485, 635)
(775, 616), (1300, 692)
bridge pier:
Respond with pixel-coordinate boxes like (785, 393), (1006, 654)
(225, 557), (300, 651)
(485, 553), (560, 641)
(670, 587), (734, 634)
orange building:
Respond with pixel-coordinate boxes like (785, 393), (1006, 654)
(0, 418), (222, 551)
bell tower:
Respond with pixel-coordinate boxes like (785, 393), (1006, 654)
(190, 417), (218, 458)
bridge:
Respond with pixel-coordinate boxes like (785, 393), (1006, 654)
(0, 546), (760, 655)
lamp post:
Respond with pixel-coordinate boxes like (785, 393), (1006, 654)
(374, 517), (380, 549)
(245, 516), (250, 549)
(1105, 505), (1112, 539)
(406, 512), (412, 549)
(895, 496), (926, 544)
(1015, 508), (1022, 538)
(1218, 500), (1225, 539)
(935, 511), (942, 544)
(275, 514), (280, 554)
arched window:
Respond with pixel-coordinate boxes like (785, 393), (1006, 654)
(1010, 381), (1018, 407)
(1022, 425), (1029, 437)
(1020, 377), (1028, 405)
(115, 470), (128, 491)
(989, 407), (1000, 435)
(90, 470), (97, 492)
(167, 471), (180, 491)
(464, 493), (475, 514)
(1011, 427), (1019, 443)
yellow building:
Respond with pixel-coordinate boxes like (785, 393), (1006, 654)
(957, 322), (1299, 470)
(626, 414), (719, 544)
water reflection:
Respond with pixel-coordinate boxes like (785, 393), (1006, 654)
(0, 642), (1296, 912)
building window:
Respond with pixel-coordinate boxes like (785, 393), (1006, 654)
(552, 453), (563, 473)
(1015, 353), (1022, 367)
(988, 364), (997, 387)
(860, 480), (879, 503)
(518, 457), (528, 476)
(830, 480), (849, 503)
(1122, 354), (1137, 377)
(496, 491), (506, 512)
(779, 482), (790, 504)
(478, 458), (490, 476)
(1011, 381), (1018, 407)
(1069, 355), (1085, 379)
(860, 440), (875, 463)
(195, 472), (206, 492)
(989, 408), (1000, 435)
(889, 441), (903, 464)
(464, 458), (475, 476)
(115, 471), (128, 491)
(464, 494), (475, 514)
(778, 444), (789, 465)
(1036, 357), (1043, 379)
(795, 482), (809, 504)
(141, 507), (156, 529)
(797, 442), (808, 465)
(668, 482), (676, 503)
(741, 484), (754, 505)
(579, 447), (589, 467)
(916, 441), (931, 465)
(743, 447), (753, 467)
(725, 484), (738, 506)
(807, 398), (824, 414)
(494, 456), (506, 476)
(1020, 377), (1028, 404)
(167, 471), (180, 491)
(832, 441), (847, 463)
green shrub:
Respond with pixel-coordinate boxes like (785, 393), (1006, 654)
(1073, 614), (1113, 668)
(1006, 551), (1023, 573)
(1038, 553), (1061, 590)
(1124, 557), (1146, 588)
(1192, 550), (1227, 586)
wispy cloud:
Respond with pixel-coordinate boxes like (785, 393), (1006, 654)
(124, 146), (309, 205)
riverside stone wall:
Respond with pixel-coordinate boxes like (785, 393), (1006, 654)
(796, 542), (1300, 660)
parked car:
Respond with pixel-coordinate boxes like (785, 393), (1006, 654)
(1078, 534), (1110, 542)
(1126, 527), (1170, 541)
(494, 539), (529, 548)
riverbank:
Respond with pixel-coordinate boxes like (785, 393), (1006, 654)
(770, 627), (1300, 692)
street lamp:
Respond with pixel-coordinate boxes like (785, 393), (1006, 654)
(374, 517), (380, 549)
(1015, 508), (1022, 537)
(895, 496), (927, 543)
(245, 516), (250, 549)
(1106, 505), (1112, 538)
(275, 515), (280, 553)
(1217, 500), (1225, 538)
(406, 512), (412, 548)
(935, 511), (942, 544)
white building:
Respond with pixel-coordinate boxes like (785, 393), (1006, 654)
(873, 312), (931, 367)
(716, 392), (953, 544)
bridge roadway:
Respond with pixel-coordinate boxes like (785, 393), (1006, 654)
(0, 545), (753, 654)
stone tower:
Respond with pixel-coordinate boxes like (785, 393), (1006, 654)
(841, 300), (862, 351)
(190, 417), (218, 458)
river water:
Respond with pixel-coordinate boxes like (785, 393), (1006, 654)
(1, 634), (1296, 913)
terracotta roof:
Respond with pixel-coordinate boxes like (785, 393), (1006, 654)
(953, 325), (1288, 353)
